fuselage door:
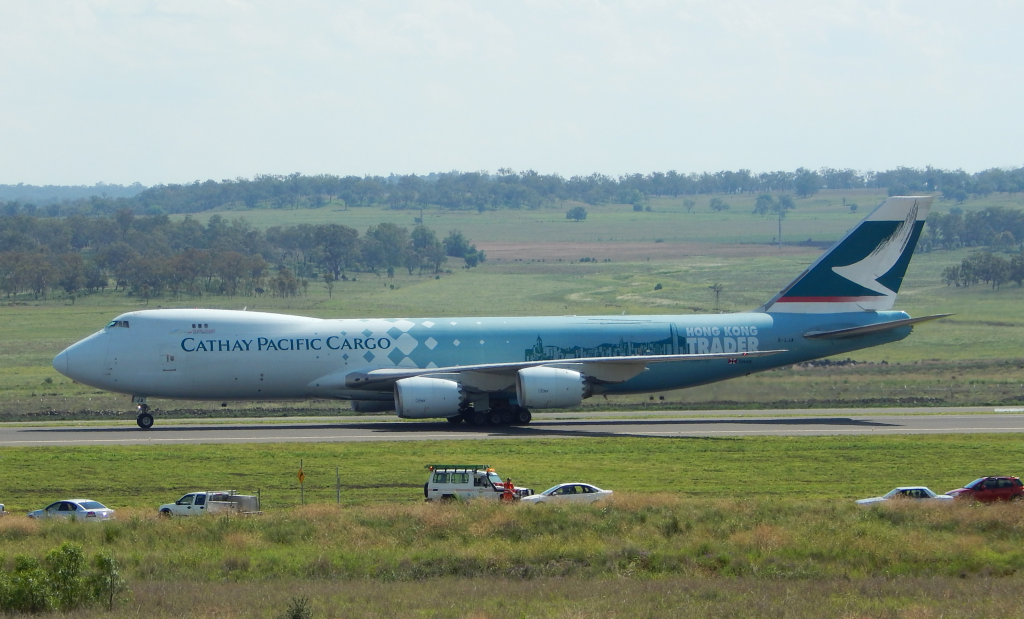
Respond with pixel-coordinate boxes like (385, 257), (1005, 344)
(161, 350), (177, 372)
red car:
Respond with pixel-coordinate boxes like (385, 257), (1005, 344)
(946, 477), (1024, 502)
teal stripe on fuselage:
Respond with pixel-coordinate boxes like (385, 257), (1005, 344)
(376, 310), (911, 395)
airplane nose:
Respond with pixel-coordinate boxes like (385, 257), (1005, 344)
(53, 350), (68, 376)
(55, 333), (110, 387)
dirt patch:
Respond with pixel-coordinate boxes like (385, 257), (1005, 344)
(478, 241), (818, 261)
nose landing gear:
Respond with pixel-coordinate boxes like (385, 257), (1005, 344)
(133, 396), (154, 429)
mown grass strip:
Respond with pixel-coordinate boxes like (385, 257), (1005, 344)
(2, 434), (1023, 511)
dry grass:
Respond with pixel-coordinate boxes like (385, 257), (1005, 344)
(45, 576), (1024, 618)
(5, 496), (1024, 582)
(8, 496), (1024, 616)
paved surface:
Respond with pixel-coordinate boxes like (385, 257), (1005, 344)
(1, 407), (1023, 446)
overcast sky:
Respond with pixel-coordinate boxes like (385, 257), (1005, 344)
(1, 1), (1021, 186)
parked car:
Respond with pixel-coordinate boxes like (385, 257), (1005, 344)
(423, 464), (533, 502)
(856, 487), (954, 506)
(520, 483), (612, 505)
(158, 491), (260, 516)
(27, 499), (115, 520)
(946, 476), (1024, 502)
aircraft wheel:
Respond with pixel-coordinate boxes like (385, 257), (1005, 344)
(513, 408), (532, 425)
(500, 409), (514, 424)
(488, 411), (503, 425)
(446, 415), (463, 425)
(137, 411), (154, 429)
(471, 411), (488, 426)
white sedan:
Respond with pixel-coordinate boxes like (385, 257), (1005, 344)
(27, 499), (115, 520)
(855, 487), (953, 506)
(520, 483), (612, 505)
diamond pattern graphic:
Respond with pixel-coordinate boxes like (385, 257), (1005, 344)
(363, 351), (375, 362)
(387, 327), (403, 339)
(394, 319), (415, 332)
(453, 339), (460, 347)
(342, 353), (349, 360)
(396, 333), (418, 355)
(422, 321), (434, 328)
(425, 337), (437, 350)
(362, 329), (373, 337)
(388, 348), (405, 365)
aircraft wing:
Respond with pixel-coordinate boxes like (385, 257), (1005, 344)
(340, 349), (786, 391)
(802, 314), (951, 340)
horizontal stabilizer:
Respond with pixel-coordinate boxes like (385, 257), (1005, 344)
(802, 314), (951, 340)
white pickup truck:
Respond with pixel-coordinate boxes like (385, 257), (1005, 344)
(158, 491), (260, 516)
(423, 464), (533, 502)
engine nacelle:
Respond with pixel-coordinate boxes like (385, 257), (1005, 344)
(394, 377), (463, 418)
(516, 367), (589, 409)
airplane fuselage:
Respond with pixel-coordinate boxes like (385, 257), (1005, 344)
(55, 308), (912, 402)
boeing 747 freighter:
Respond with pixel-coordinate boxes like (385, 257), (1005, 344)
(53, 196), (946, 429)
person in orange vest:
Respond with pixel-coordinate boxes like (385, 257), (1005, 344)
(503, 478), (515, 502)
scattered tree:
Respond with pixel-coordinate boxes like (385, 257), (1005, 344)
(753, 194), (795, 248)
(566, 206), (588, 222)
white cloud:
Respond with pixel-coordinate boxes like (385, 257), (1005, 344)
(0, 0), (1021, 184)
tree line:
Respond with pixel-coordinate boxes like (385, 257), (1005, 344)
(3, 201), (1022, 302)
(941, 251), (1024, 289)
(918, 207), (1024, 252)
(6, 165), (1024, 217)
(0, 210), (484, 301)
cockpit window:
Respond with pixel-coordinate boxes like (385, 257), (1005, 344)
(105, 320), (130, 329)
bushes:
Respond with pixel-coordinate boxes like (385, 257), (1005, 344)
(0, 541), (127, 613)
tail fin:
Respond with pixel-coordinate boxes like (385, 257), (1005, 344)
(761, 195), (933, 314)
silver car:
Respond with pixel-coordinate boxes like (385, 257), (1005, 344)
(520, 483), (612, 505)
(856, 487), (953, 506)
(27, 499), (115, 520)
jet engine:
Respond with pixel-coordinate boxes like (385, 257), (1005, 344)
(394, 376), (463, 418)
(516, 367), (589, 409)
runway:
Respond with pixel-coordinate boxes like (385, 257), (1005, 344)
(1, 407), (1023, 447)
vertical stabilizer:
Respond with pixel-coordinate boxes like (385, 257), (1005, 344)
(761, 196), (932, 314)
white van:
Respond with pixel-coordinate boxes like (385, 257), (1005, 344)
(423, 464), (532, 501)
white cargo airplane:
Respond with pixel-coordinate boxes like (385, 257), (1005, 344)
(54, 196), (946, 429)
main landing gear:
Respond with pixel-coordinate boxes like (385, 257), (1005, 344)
(447, 405), (532, 427)
(133, 396), (154, 429)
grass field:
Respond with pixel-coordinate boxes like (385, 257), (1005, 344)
(2, 434), (1023, 510)
(14, 577), (1024, 618)
(173, 189), (1024, 246)
(4, 435), (1024, 616)
(1, 239), (1021, 418)
(4, 191), (1024, 616)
